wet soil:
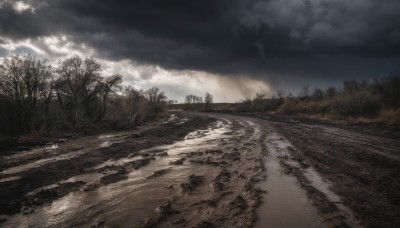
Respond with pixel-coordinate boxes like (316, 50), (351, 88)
(0, 112), (398, 227)
(262, 116), (400, 228)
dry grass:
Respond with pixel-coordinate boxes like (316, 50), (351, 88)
(341, 109), (400, 126)
(378, 109), (400, 126)
(18, 131), (42, 142)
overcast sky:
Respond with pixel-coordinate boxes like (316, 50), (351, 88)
(1, 0), (399, 102)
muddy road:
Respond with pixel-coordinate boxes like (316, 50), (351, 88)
(0, 112), (399, 227)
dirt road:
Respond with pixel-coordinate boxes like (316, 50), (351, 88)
(0, 112), (399, 227)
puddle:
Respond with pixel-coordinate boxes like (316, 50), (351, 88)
(94, 156), (145, 170)
(255, 134), (330, 228)
(2, 120), (232, 228)
(246, 120), (261, 141)
(0, 148), (91, 175)
(0, 133), (130, 176)
(0, 176), (21, 183)
(256, 132), (360, 228)
(45, 144), (59, 150)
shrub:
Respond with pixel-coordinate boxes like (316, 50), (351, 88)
(277, 97), (299, 115)
(379, 109), (400, 126)
(296, 100), (329, 114)
(332, 92), (380, 117)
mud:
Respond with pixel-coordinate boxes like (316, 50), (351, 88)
(180, 175), (204, 194)
(264, 116), (400, 228)
(0, 112), (398, 227)
(0, 113), (214, 217)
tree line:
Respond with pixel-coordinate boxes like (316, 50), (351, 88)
(0, 55), (168, 135)
(183, 92), (213, 111)
(235, 75), (400, 125)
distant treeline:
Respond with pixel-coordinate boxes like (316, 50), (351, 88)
(181, 92), (214, 111)
(0, 55), (168, 135)
(233, 76), (400, 125)
(171, 76), (400, 125)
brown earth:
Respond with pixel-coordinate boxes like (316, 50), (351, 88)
(0, 112), (399, 227)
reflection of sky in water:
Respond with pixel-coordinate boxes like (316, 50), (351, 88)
(3, 120), (233, 228)
(0, 133), (129, 175)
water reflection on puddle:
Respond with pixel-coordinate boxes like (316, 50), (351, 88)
(2, 120), (232, 228)
(255, 133), (330, 228)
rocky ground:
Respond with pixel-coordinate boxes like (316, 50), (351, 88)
(0, 112), (399, 227)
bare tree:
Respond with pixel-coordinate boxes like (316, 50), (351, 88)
(56, 56), (102, 123)
(325, 86), (337, 98)
(122, 86), (146, 125)
(277, 89), (286, 100)
(185, 94), (203, 104)
(146, 87), (167, 116)
(94, 74), (122, 122)
(205, 92), (213, 104)
(312, 88), (324, 101)
(299, 85), (310, 99)
(0, 55), (52, 131)
(204, 92), (214, 111)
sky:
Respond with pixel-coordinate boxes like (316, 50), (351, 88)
(0, 0), (399, 102)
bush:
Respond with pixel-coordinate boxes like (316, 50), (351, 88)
(379, 109), (400, 126)
(277, 97), (299, 115)
(332, 92), (381, 117)
(296, 100), (330, 114)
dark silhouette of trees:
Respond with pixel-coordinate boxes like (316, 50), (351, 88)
(185, 94), (202, 104)
(204, 92), (213, 110)
(235, 75), (400, 125)
(0, 55), (52, 131)
(0, 55), (168, 135)
(146, 87), (167, 117)
(123, 86), (147, 125)
(55, 56), (103, 123)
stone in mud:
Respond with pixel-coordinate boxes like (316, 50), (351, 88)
(146, 169), (169, 179)
(181, 175), (204, 193)
(169, 158), (186, 165)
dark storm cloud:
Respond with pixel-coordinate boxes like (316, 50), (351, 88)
(1, 0), (400, 90)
